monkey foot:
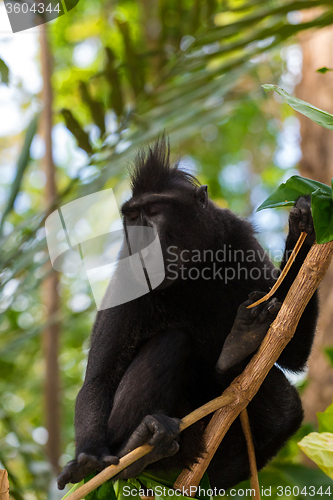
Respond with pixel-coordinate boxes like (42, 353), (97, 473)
(115, 414), (181, 479)
(57, 451), (119, 490)
(216, 291), (281, 374)
(289, 196), (315, 244)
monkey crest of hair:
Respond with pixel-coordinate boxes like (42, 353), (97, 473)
(130, 136), (200, 197)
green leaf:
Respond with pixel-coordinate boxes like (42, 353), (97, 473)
(115, 19), (145, 98)
(311, 188), (333, 244)
(196, 472), (212, 500)
(298, 432), (333, 479)
(60, 481), (84, 500)
(138, 470), (178, 488)
(114, 479), (140, 500)
(60, 108), (93, 154)
(262, 84), (333, 130)
(256, 175), (331, 212)
(317, 67), (333, 74)
(0, 58), (9, 84)
(138, 475), (191, 500)
(137, 471), (211, 500)
(127, 478), (141, 490)
(325, 347), (333, 367)
(97, 480), (118, 500)
(79, 81), (106, 137)
(0, 113), (39, 235)
(317, 402), (333, 433)
(84, 474), (118, 500)
(257, 175), (333, 244)
(105, 48), (124, 117)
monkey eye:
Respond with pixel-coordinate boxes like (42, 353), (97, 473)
(146, 205), (161, 216)
(127, 211), (140, 221)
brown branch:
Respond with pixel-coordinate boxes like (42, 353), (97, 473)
(0, 470), (9, 500)
(247, 232), (307, 309)
(173, 239), (333, 493)
(240, 409), (260, 500)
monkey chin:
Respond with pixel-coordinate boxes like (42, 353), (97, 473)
(154, 274), (176, 290)
(130, 259), (176, 291)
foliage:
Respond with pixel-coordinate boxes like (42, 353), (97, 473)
(298, 434), (333, 480)
(256, 174), (333, 243)
(263, 84), (333, 130)
(257, 88), (333, 243)
(317, 402), (333, 433)
(0, 114), (40, 236)
(316, 67), (333, 74)
(298, 404), (333, 480)
(0, 58), (9, 84)
(227, 420), (333, 500)
(68, 471), (213, 500)
(232, 463), (332, 500)
(325, 347), (333, 366)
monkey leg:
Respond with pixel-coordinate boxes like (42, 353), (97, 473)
(106, 329), (203, 477)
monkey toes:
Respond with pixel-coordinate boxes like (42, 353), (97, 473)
(57, 452), (119, 489)
(119, 414), (180, 458)
(216, 292), (281, 374)
(114, 414), (181, 479)
(57, 415), (180, 488)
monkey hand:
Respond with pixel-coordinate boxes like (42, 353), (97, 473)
(114, 414), (181, 479)
(289, 196), (316, 245)
(215, 291), (281, 375)
(57, 450), (119, 490)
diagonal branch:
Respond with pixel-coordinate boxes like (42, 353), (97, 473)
(174, 239), (333, 492)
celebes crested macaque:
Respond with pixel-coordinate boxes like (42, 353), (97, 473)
(58, 138), (317, 490)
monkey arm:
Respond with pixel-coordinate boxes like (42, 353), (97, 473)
(75, 322), (140, 457)
(57, 366), (118, 490)
(273, 197), (318, 371)
(58, 309), (141, 490)
(74, 371), (113, 457)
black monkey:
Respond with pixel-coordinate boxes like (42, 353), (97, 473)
(58, 138), (318, 490)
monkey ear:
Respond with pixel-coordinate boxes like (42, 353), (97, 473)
(195, 185), (208, 208)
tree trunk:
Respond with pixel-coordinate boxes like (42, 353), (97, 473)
(296, 21), (333, 423)
(40, 24), (61, 474)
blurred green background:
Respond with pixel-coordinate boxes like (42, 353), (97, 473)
(0, 0), (333, 498)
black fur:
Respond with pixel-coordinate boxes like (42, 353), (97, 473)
(130, 137), (200, 196)
(58, 137), (318, 491)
